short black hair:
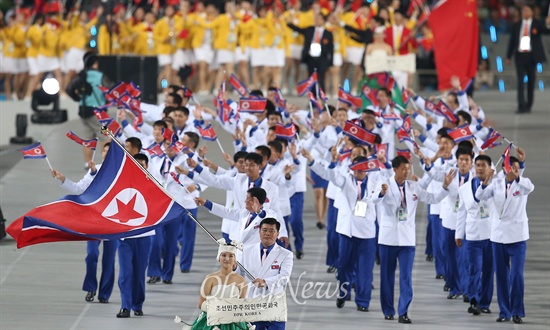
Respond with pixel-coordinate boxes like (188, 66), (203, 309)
(508, 156), (520, 167)
(234, 151), (248, 162)
(134, 153), (149, 165)
(457, 110), (472, 125)
(457, 140), (474, 154)
(104, 142), (111, 149)
(168, 84), (182, 93)
(126, 137), (142, 152)
(275, 138), (288, 147)
(153, 120), (168, 129)
(448, 92), (459, 105)
(475, 155), (492, 166)
(353, 155), (368, 164)
(173, 106), (190, 117)
(439, 132), (455, 144)
(327, 105), (335, 116)
(247, 187), (267, 204)
(265, 100), (275, 113)
(163, 117), (175, 126)
(184, 132), (199, 149)
(167, 93), (183, 106)
(163, 106), (177, 117)
(352, 145), (366, 157)
(260, 217), (280, 231)
(268, 86), (278, 92)
(363, 109), (376, 116)
(268, 140), (283, 155)
(249, 89), (264, 97)
(255, 145), (272, 160)
(245, 152), (264, 165)
(437, 127), (449, 137)
(378, 87), (391, 98)
(374, 133), (382, 145)
(392, 155), (410, 169)
(267, 111), (282, 121)
(455, 147), (473, 160)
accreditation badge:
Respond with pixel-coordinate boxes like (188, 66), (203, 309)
(228, 32), (237, 43)
(519, 36), (530, 51)
(397, 207), (407, 222)
(354, 201), (368, 217)
(453, 198), (459, 213)
(479, 203), (490, 219)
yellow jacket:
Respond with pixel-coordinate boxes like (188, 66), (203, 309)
(97, 24), (123, 55)
(58, 19), (71, 55)
(26, 24), (43, 58)
(283, 9), (313, 46)
(4, 24), (27, 58)
(132, 22), (156, 56)
(174, 13), (193, 49)
(248, 17), (270, 49)
(236, 14), (254, 48)
(68, 14), (98, 50)
(265, 13), (288, 54)
(191, 13), (215, 49)
(38, 24), (60, 58)
(342, 12), (368, 48)
(154, 16), (178, 55)
(326, 22), (346, 58)
(199, 13), (238, 51)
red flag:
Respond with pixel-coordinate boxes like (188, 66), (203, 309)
(396, 148), (412, 161)
(349, 156), (380, 172)
(229, 74), (249, 97)
(502, 143), (512, 174)
(275, 123), (297, 141)
(429, 0), (478, 90)
(239, 98), (267, 113)
(361, 85), (380, 107)
(20, 142), (47, 159)
(195, 124), (218, 141)
(402, 115), (412, 132)
(143, 143), (165, 157)
(343, 121), (378, 146)
(447, 124), (474, 143)
(436, 100), (458, 124)
(295, 72), (318, 96)
(7, 142), (187, 248)
(162, 128), (179, 146)
(480, 128), (502, 150)
(308, 91), (324, 113)
(171, 141), (189, 154)
(66, 131), (98, 150)
(338, 87), (363, 107)
(339, 148), (351, 162)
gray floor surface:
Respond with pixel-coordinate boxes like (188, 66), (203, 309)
(0, 90), (549, 330)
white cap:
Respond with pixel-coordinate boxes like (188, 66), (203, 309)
(215, 238), (242, 260)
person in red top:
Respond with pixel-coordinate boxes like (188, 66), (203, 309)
(384, 10), (417, 88)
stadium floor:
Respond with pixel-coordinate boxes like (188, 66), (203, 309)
(0, 90), (549, 329)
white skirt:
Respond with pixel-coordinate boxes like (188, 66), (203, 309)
(37, 55), (60, 73)
(2, 57), (28, 74)
(216, 49), (236, 64)
(235, 46), (250, 62)
(194, 44), (215, 64)
(345, 46), (364, 66)
(158, 54), (173, 66)
(66, 47), (86, 72)
(290, 44), (303, 60)
(333, 53), (343, 67)
(250, 48), (268, 67)
(171, 49), (186, 70)
(27, 57), (40, 75)
(267, 48), (285, 67)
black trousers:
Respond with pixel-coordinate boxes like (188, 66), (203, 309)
(307, 58), (329, 95)
(514, 52), (536, 111)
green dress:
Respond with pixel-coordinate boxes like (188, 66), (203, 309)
(190, 285), (252, 330)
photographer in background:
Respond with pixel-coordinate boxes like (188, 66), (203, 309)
(66, 51), (113, 165)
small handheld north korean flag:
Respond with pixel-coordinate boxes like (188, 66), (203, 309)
(480, 128), (502, 150)
(196, 124), (218, 141)
(143, 143), (165, 158)
(20, 142), (47, 159)
(296, 72), (318, 96)
(239, 97), (267, 113)
(447, 124), (474, 143)
(396, 148), (412, 161)
(343, 121), (378, 146)
(229, 73), (249, 97)
(66, 131), (98, 150)
(361, 85), (380, 107)
(349, 156), (380, 172)
(502, 143), (513, 174)
(275, 123), (297, 141)
(338, 87), (363, 108)
(162, 128), (179, 147)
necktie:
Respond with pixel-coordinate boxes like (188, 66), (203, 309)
(395, 27), (402, 51)
(356, 180), (362, 201)
(523, 20), (529, 37)
(399, 185), (406, 208)
(459, 176), (465, 187)
(261, 248), (268, 266)
(245, 213), (253, 228)
(506, 183), (511, 198)
(249, 181), (254, 189)
(314, 28), (321, 43)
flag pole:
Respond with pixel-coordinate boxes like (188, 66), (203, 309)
(102, 127), (256, 280)
(215, 138), (226, 154)
(503, 137), (518, 149)
(45, 156), (54, 171)
(91, 148), (97, 162)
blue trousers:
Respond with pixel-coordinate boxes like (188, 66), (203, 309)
(443, 227), (461, 295)
(337, 235), (376, 308)
(179, 208), (198, 271)
(147, 218), (181, 281)
(379, 245), (415, 317)
(492, 241), (526, 318)
(82, 240), (118, 300)
(252, 321), (285, 330)
(429, 214), (445, 276)
(325, 199), (339, 268)
(466, 239), (493, 308)
(118, 236), (151, 311)
(425, 207), (433, 255)
(289, 192), (304, 252)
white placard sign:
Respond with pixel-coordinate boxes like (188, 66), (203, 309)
(366, 54), (416, 74)
(206, 292), (287, 326)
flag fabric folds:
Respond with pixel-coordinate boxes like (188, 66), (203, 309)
(296, 72), (318, 96)
(66, 131), (98, 150)
(342, 121), (378, 146)
(275, 123), (297, 141)
(20, 142), (47, 159)
(447, 124), (474, 143)
(7, 141), (187, 248)
(239, 98), (267, 113)
(196, 124), (218, 141)
(480, 128), (502, 150)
